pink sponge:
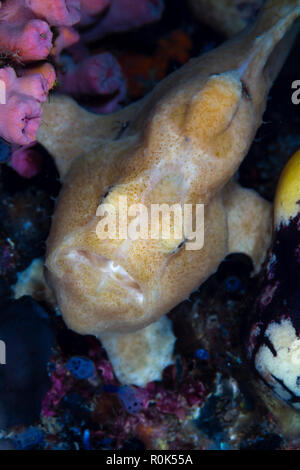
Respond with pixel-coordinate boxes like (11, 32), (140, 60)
(0, 0), (80, 62)
(59, 52), (125, 97)
(82, 0), (164, 42)
(51, 26), (80, 59)
(0, 19), (53, 62)
(0, 94), (42, 146)
(10, 144), (43, 178)
(25, 0), (81, 26)
(0, 67), (48, 145)
(86, 77), (127, 114)
(0, 0), (165, 148)
(81, 0), (111, 17)
(20, 63), (57, 92)
(80, 0), (111, 26)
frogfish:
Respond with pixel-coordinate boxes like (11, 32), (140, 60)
(38, 0), (300, 387)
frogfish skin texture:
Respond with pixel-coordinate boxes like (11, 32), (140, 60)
(39, 0), (300, 386)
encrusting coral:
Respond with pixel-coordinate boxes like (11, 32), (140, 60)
(38, 0), (300, 386)
(188, 0), (266, 37)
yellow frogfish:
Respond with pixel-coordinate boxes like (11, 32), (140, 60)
(38, 0), (300, 386)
